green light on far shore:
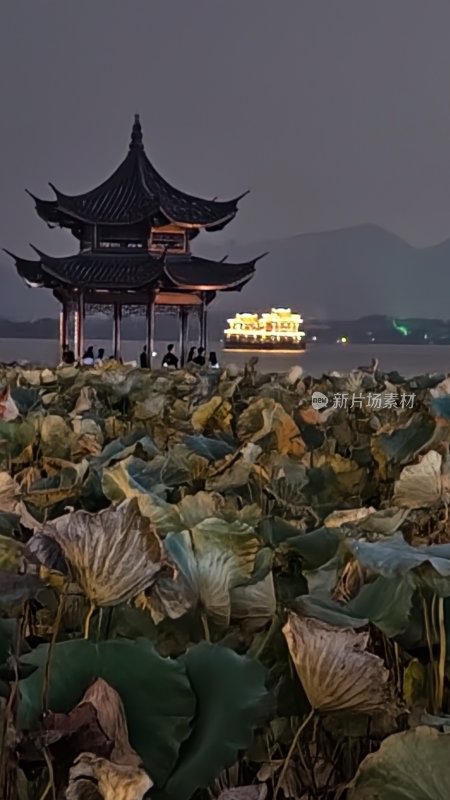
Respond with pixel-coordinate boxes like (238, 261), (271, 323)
(392, 319), (409, 337)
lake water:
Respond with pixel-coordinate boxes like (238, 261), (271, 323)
(1, 339), (450, 377)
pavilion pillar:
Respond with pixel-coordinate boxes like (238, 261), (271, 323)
(179, 307), (189, 367)
(74, 291), (85, 362)
(113, 302), (122, 361)
(200, 293), (208, 351)
(146, 295), (155, 369)
(59, 299), (69, 355)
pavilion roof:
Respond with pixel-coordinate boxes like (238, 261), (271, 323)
(27, 116), (248, 230)
(5, 250), (263, 294)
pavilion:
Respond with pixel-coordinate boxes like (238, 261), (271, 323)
(6, 115), (264, 365)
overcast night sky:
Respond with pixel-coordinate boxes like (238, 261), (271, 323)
(2, 0), (450, 319)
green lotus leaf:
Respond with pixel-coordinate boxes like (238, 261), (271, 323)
(294, 593), (369, 629)
(161, 444), (209, 486)
(93, 432), (158, 468)
(0, 511), (21, 539)
(230, 571), (276, 619)
(376, 414), (436, 464)
(349, 726), (450, 799)
(0, 571), (46, 612)
(102, 455), (165, 503)
(10, 387), (40, 414)
(164, 643), (268, 800)
(164, 518), (268, 626)
(17, 638), (195, 787)
(294, 573), (414, 640)
(24, 459), (89, 512)
(0, 420), (35, 460)
(183, 434), (236, 462)
(0, 533), (24, 572)
(39, 414), (74, 459)
(347, 575), (415, 638)
(281, 526), (342, 570)
(205, 459), (254, 492)
(346, 535), (450, 596)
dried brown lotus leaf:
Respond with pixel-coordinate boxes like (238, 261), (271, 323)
(0, 471), (20, 513)
(42, 498), (165, 606)
(82, 679), (141, 768)
(66, 752), (152, 800)
(283, 613), (396, 714)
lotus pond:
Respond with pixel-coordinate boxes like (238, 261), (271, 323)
(1, 361), (450, 799)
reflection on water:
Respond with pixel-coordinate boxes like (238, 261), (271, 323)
(1, 339), (450, 377)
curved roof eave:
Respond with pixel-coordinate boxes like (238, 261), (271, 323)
(163, 252), (266, 292)
(27, 117), (248, 229)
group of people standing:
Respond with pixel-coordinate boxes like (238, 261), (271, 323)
(141, 344), (219, 369)
(61, 342), (219, 369)
(61, 345), (105, 366)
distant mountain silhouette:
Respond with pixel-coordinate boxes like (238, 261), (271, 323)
(201, 224), (450, 320)
(2, 224), (450, 321)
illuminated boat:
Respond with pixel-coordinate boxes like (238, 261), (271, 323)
(224, 308), (306, 351)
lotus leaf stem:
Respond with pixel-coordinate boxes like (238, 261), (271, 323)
(436, 596), (446, 712)
(83, 602), (95, 640)
(273, 708), (314, 799)
(38, 747), (56, 800)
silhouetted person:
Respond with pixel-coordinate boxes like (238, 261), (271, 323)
(95, 348), (105, 365)
(193, 347), (206, 366)
(187, 346), (196, 363)
(82, 346), (94, 365)
(140, 345), (148, 368)
(162, 344), (178, 368)
(62, 345), (75, 365)
(209, 351), (219, 368)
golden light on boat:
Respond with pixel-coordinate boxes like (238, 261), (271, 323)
(224, 308), (306, 351)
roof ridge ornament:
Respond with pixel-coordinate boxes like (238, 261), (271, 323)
(130, 114), (144, 150)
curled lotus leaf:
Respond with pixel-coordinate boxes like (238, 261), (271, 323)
(133, 394), (167, 420)
(23, 460), (89, 510)
(66, 752), (152, 800)
(161, 444), (209, 486)
(191, 396), (233, 433)
(0, 471), (21, 513)
(93, 433), (158, 469)
(183, 434), (236, 462)
(40, 414), (74, 459)
(101, 456), (164, 503)
(44, 678), (143, 769)
(162, 518), (268, 626)
(70, 385), (98, 416)
(349, 726), (450, 800)
(345, 535), (450, 596)
(375, 413), (436, 465)
(324, 507), (377, 528)
(230, 571), (276, 619)
(38, 498), (166, 606)
(205, 459), (254, 492)
(283, 613), (396, 714)
(237, 397), (305, 456)
(71, 418), (104, 459)
(0, 419), (35, 460)
(393, 450), (447, 509)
